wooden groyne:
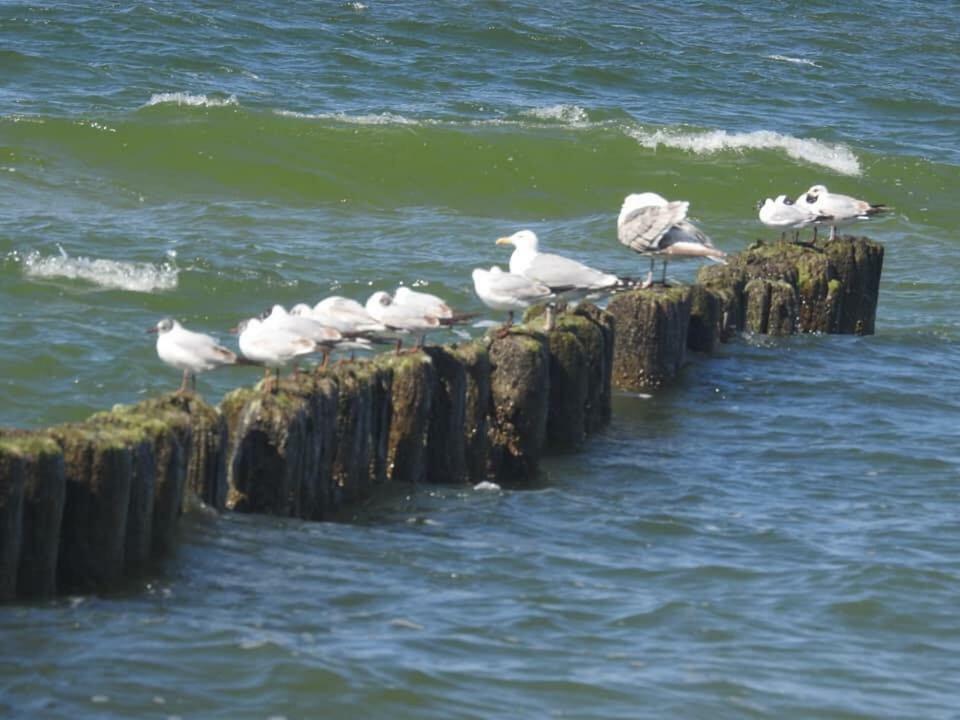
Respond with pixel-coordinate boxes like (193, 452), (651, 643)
(0, 236), (882, 601)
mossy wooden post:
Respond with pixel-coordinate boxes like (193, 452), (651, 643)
(699, 237), (884, 337)
(696, 264), (748, 338)
(382, 352), (436, 485)
(1, 434), (65, 599)
(184, 398), (230, 512)
(222, 387), (310, 517)
(424, 346), (469, 484)
(367, 367), (392, 489)
(459, 341), (492, 484)
(487, 328), (550, 482)
(744, 279), (798, 335)
(0, 440), (27, 600)
(331, 364), (382, 507)
(545, 316), (590, 452)
(607, 286), (692, 390)
(53, 424), (139, 592)
(823, 236), (884, 334)
(572, 304), (615, 434)
(687, 284), (728, 352)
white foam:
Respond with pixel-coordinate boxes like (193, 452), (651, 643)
(21, 249), (178, 293)
(473, 481), (501, 492)
(767, 54), (821, 68)
(629, 127), (861, 176)
(145, 92), (238, 108)
(521, 104), (590, 125)
(273, 109), (418, 125)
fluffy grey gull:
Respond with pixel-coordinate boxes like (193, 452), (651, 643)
(616, 192), (725, 286)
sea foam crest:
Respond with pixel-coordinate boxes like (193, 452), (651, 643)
(274, 109), (420, 125)
(21, 249), (178, 293)
(145, 92), (238, 108)
(630, 128), (861, 176)
(767, 54), (822, 68)
(521, 104), (590, 125)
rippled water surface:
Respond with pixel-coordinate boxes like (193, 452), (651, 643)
(2, 1), (959, 717)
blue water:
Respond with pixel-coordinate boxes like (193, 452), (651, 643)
(2, 1), (960, 717)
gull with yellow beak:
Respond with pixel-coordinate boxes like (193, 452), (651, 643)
(496, 229), (622, 329)
(496, 230), (620, 295)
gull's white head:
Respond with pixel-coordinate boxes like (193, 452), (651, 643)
(618, 192), (669, 227)
(148, 317), (178, 335)
(488, 265), (505, 275)
(290, 303), (312, 317)
(496, 230), (539, 253)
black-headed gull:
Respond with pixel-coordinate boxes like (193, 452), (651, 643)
(617, 192), (725, 286)
(307, 296), (387, 335)
(365, 290), (440, 351)
(393, 286), (477, 327)
(235, 316), (317, 390)
(758, 194), (832, 242)
(796, 184), (889, 240)
(149, 318), (238, 394)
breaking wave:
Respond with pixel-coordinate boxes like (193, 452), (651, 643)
(144, 92), (239, 108)
(20, 248), (178, 293)
(628, 127), (861, 176)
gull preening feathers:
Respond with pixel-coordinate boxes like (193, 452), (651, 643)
(758, 194), (832, 242)
(149, 317), (238, 394)
(617, 192), (725, 286)
(796, 184), (889, 240)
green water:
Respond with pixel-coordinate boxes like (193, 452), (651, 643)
(1, 1), (959, 717)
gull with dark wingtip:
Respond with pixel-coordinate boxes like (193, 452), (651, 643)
(796, 184), (889, 240)
(148, 317), (237, 394)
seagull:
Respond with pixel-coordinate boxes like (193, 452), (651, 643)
(496, 230), (618, 330)
(365, 290), (441, 351)
(757, 194), (833, 242)
(471, 265), (553, 328)
(616, 192), (725, 286)
(148, 317), (237, 394)
(496, 230), (619, 295)
(260, 304), (343, 366)
(234, 317), (317, 391)
(393, 286), (477, 327)
(796, 184), (889, 240)
(307, 296), (387, 335)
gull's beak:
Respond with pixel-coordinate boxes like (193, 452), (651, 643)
(146, 326), (159, 334)
(228, 326), (239, 335)
(495, 236), (513, 246)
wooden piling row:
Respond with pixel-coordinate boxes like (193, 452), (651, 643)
(0, 235), (884, 600)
